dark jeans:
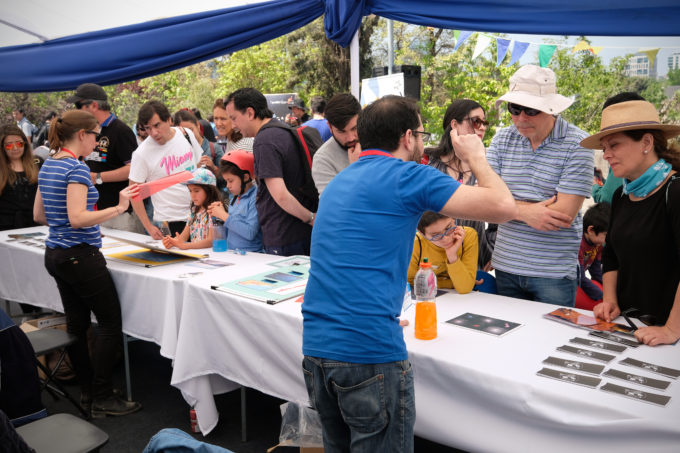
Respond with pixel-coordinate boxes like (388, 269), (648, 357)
(302, 356), (415, 453)
(495, 269), (576, 307)
(264, 238), (310, 257)
(44, 244), (123, 399)
(168, 221), (186, 236)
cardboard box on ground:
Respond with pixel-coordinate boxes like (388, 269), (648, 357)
(20, 314), (76, 381)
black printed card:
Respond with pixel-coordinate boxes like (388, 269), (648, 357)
(588, 331), (640, 348)
(620, 358), (680, 379)
(556, 345), (615, 363)
(536, 367), (601, 388)
(600, 382), (671, 407)
(570, 337), (626, 353)
(603, 368), (671, 391)
(543, 356), (605, 376)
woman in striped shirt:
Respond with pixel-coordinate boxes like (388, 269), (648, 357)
(33, 110), (142, 417)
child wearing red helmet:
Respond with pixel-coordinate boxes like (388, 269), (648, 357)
(207, 150), (263, 252)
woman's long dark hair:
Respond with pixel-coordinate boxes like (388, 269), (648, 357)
(189, 184), (223, 226)
(425, 100), (484, 172)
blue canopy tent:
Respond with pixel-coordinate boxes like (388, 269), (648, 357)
(1, 0), (679, 92)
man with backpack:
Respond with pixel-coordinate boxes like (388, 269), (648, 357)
(225, 88), (319, 256)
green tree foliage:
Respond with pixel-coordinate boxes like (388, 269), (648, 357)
(667, 69), (680, 86)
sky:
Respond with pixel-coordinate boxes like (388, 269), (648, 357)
(509, 34), (680, 76)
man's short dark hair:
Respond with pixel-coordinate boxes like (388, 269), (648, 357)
(358, 95), (420, 152)
(325, 93), (361, 130)
(138, 100), (171, 127)
(583, 202), (610, 235)
(224, 88), (273, 120)
(310, 96), (326, 115)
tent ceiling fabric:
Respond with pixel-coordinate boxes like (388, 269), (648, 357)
(324, 0), (680, 48)
(1, 0), (679, 92)
(0, 0), (324, 92)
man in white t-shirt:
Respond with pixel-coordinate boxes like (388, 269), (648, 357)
(129, 100), (202, 239)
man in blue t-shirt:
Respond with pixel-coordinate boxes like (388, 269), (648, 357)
(302, 96), (332, 142)
(302, 95), (516, 452)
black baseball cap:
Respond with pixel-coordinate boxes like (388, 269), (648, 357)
(66, 83), (107, 104)
(287, 98), (307, 111)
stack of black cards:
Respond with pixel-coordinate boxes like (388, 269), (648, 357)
(537, 335), (678, 407)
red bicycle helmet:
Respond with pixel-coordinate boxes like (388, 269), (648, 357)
(221, 150), (254, 178)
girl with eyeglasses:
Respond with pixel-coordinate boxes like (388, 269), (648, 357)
(407, 211), (481, 295)
(0, 124), (42, 231)
(33, 110), (142, 417)
(425, 100), (496, 272)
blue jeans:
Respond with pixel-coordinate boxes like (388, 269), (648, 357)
(264, 239), (310, 257)
(302, 356), (415, 453)
(495, 269), (576, 307)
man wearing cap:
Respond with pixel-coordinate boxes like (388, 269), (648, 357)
(285, 98), (310, 127)
(487, 64), (593, 306)
(68, 83), (141, 232)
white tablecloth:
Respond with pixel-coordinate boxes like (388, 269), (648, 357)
(172, 282), (680, 452)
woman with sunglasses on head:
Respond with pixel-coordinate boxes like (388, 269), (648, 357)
(33, 110), (142, 416)
(0, 124), (42, 231)
(425, 100), (496, 273)
(407, 211), (479, 294)
(581, 94), (680, 346)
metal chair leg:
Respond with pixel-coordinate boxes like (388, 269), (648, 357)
(241, 386), (247, 442)
(123, 334), (132, 401)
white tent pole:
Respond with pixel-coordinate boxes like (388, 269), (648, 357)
(387, 19), (394, 74)
(350, 28), (360, 100)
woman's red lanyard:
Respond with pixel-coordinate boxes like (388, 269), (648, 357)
(61, 148), (77, 159)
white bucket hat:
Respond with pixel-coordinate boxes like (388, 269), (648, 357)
(495, 65), (573, 115)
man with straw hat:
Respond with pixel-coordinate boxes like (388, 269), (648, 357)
(487, 64), (593, 306)
(580, 94), (680, 346)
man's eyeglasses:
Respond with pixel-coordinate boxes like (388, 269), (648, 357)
(412, 130), (432, 142)
(464, 116), (490, 130)
(427, 223), (456, 241)
(621, 307), (658, 330)
(83, 130), (101, 140)
(507, 103), (541, 117)
(4, 141), (25, 151)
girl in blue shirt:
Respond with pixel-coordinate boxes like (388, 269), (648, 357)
(33, 110), (142, 417)
(207, 150), (263, 252)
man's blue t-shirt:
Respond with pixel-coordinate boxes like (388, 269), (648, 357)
(302, 151), (459, 363)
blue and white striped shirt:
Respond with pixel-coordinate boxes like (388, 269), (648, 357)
(39, 158), (101, 248)
(487, 116), (593, 278)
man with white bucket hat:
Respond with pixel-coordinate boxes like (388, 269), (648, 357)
(487, 64), (594, 306)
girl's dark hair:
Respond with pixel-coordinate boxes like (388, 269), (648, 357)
(48, 110), (98, 151)
(219, 161), (251, 203)
(425, 100), (484, 166)
(188, 184), (223, 227)
(0, 124), (38, 194)
(583, 202), (610, 234)
(417, 211), (449, 234)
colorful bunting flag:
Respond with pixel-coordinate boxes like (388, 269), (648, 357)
(454, 30), (474, 52)
(507, 41), (530, 66)
(590, 46), (603, 55)
(472, 35), (492, 60)
(642, 48), (660, 68)
(572, 40), (590, 53)
(538, 44), (557, 67)
(496, 38), (511, 66)
(453, 30), (460, 41)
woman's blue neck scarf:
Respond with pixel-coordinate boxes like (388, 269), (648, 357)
(622, 158), (671, 198)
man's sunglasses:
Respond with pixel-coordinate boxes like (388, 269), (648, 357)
(507, 103), (541, 117)
(621, 307), (658, 331)
(75, 100), (93, 109)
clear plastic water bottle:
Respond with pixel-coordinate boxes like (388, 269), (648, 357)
(211, 217), (227, 252)
(414, 257), (437, 340)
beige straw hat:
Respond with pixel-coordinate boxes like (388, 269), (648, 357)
(581, 100), (680, 149)
(495, 65), (574, 115)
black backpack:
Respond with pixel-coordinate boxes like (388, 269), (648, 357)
(259, 121), (322, 212)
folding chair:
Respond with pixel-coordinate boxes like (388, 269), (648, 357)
(25, 328), (90, 418)
(16, 413), (108, 453)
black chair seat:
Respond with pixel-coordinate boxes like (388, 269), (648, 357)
(16, 413), (108, 453)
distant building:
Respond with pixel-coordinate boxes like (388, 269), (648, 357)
(669, 53), (680, 71)
(624, 53), (657, 79)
